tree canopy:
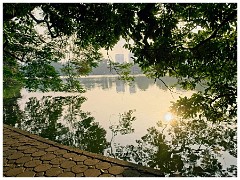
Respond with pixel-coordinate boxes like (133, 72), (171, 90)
(4, 2), (237, 120)
(3, 3), (237, 176)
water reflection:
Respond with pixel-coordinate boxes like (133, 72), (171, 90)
(4, 86), (108, 154)
(107, 110), (136, 160)
(79, 76), (179, 93)
(3, 77), (237, 177)
(116, 80), (125, 92)
(106, 115), (237, 177)
(3, 84), (23, 126)
(129, 84), (136, 94)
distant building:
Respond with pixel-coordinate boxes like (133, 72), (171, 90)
(115, 54), (124, 64)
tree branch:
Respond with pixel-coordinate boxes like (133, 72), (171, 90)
(28, 13), (45, 23)
(28, 13), (59, 38)
(4, 50), (24, 62)
(45, 19), (59, 38)
(155, 77), (182, 98)
(3, 34), (8, 50)
(191, 10), (237, 50)
(210, 92), (236, 104)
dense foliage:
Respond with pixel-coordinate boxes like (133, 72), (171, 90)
(107, 113), (237, 176)
(3, 3), (237, 177)
(3, 85), (108, 154)
(3, 3), (237, 114)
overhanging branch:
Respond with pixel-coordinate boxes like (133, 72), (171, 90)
(28, 13), (45, 23)
(4, 50), (24, 62)
(191, 10), (237, 50)
(28, 13), (59, 38)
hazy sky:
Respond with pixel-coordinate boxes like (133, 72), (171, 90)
(100, 38), (131, 62)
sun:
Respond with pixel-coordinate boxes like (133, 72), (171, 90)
(164, 112), (173, 122)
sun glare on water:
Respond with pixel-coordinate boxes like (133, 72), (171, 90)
(164, 112), (174, 122)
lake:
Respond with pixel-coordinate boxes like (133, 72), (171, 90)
(3, 75), (237, 177)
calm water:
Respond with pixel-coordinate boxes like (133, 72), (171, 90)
(3, 75), (237, 177)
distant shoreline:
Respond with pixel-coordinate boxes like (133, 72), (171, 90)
(60, 74), (146, 79)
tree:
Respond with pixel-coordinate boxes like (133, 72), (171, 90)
(3, 84), (23, 126)
(3, 3), (107, 91)
(106, 113), (236, 177)
(3, 3), (237, 176)
(4, 94), (108, 154)
(3, 3), (236, 116)
(127, 3), (237, 123)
